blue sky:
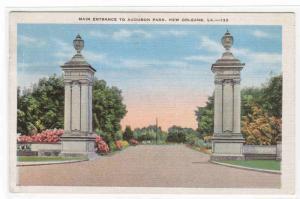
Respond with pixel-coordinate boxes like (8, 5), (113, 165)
(17, 24), (282, 129)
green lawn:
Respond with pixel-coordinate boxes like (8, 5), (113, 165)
(219, 160), (281, 171)
(17, 156), (87, 162)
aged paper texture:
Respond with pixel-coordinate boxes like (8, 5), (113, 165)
(9, 11), (295, 195)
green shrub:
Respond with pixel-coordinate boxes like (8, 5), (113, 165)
(123, 126), (134, 141)
(133, 125), (167, 143)
(109, 141), (117, 152)
(167, 126), (196, 143)
(185, 133), (198, 145)
(193, 138), (207, 148)
(114, 131), (123, 141)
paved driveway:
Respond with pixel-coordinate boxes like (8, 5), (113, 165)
(18, 145), (280, 188)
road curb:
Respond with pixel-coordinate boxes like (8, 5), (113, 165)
(17, 159), (89, 167)
(210, 160), (281, 174)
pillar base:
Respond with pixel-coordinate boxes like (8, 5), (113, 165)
(211, 134), (245, 161)
(60, 134), (97, 160)
(60, 152), (98, 160)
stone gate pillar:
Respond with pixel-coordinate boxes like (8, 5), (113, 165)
(60, 34), (97, 160)
(211, 31), (245, 161)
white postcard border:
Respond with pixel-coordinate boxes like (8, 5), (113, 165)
(8, 9), (295, 195)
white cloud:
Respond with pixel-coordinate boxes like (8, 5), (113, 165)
(54, 39), (72, 52)
(52, 39), (74, 64)
(112, 29), (152, 41)
(232, 47), (281, 65)
(17, 61), (62, 88)
(231, 47), (250, 56)
(18, 73), (49, 88)
(106, 35), (281, 71)
(184, 55), (218, 63)
(51, 38), (108, 67)
(17, 62), (30, 69)
(17, 61), (58, 69)
(159, 30), (189, 37)
(19, 35), (46, 47)
(119, 59), (152, 68)
(199, 36), (223, 53)
(252, 30), (269, 38)
(249, 52), (281, 65)
(117, 59), (194, 69)
(88, 31), (108, 39)
(197, 36), (281, 66)
(84, 51), (107, 63)
(88, 29), (190, 42)
(89, 29), (152, 41)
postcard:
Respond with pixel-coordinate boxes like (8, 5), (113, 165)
(8, 11), (295, 195)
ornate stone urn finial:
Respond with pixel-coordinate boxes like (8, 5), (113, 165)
(73, 34), (84, 54)
(221, 30), (234, 51)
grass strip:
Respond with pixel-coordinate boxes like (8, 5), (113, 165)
(17, 156), (87, 162)
(220, 160), (280, 171)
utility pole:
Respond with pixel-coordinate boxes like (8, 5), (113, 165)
(156, 117), (158, 144)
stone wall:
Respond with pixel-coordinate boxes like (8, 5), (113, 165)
(30, 142), (61, 151)
(243, 145), (281, 160)
(17, 142), (61, 156)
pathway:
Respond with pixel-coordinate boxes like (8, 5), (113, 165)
(18, 145), (280, 188)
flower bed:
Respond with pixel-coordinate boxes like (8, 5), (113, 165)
(17, 129), (134, 156)
(129, 139), (139, 146)
(120, 140), (129, 148)
(114, 140), (130, 150)
(95, 135), (109, 154)
(17, 129), (64, 143)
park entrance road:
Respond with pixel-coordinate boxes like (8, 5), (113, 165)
(18, 145), (280, 188)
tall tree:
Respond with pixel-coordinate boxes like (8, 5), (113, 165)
(195, 74), (282, 145)
(261, 74), (282, 118)
(17, 75), (127, 136)
(241, 87), (262, 117)
(123, 125), (134, 141)
(195, 95), (214, 137)
(92, 79), (127, 135)
(17, 75), (64, 135)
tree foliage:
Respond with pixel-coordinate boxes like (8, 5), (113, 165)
(195, 96), (214, 138)
(241, 104), (281, 145)
(123, 125), (134, 141)
(17, 75), (64, 135)
(92, 79), (127, 134)
(133, 125), (167, 143)
(17, 75), (127, 136)
(167, 125), (197, 143)
(195, 74), (282, 145)
(261, 75), (282, 118)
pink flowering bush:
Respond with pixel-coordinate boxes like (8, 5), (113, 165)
(17, 129), (64, 143)
(95, 135), (109, 154)
(129, 139), (139, 146)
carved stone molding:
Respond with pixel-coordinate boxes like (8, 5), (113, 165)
(79, 80), (90, 85)
(88, 82), (94, 86)
(223, 79), (233, 84)
(233, 79), (241, 84)
(214, 79), (223, 84)
(72, 80), (80, 86)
